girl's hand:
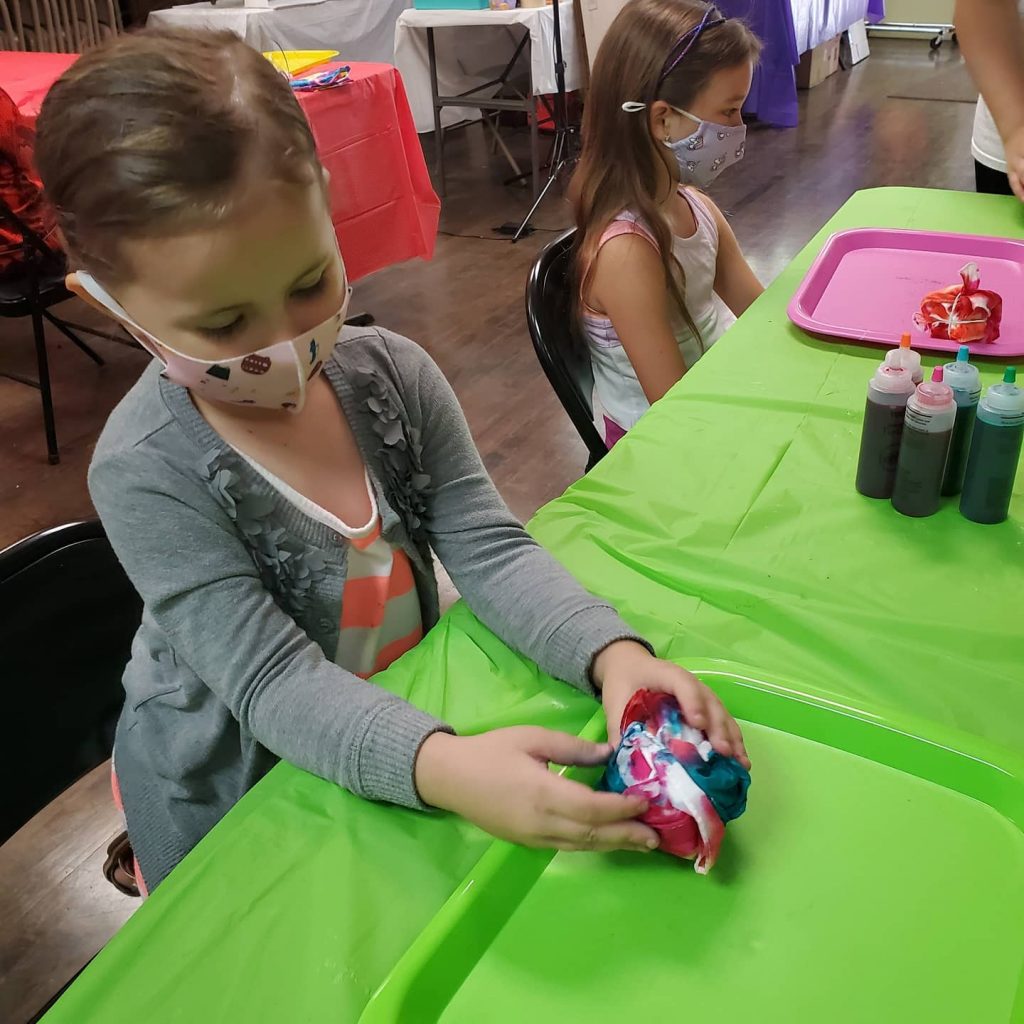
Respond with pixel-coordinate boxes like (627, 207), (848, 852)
(415, 728), (660, 853)
(592, 640), (751, 768)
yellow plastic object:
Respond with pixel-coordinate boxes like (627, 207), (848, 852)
(263, 50), (339, 77)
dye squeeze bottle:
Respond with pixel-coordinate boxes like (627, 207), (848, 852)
(855, 365), (917, 498)
(941, 345), (982, 496)
(891, 367), (955, 517)
(884, 332), (924, 384)
(960, 367), (1024, 524)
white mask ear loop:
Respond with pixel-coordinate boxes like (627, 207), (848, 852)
(74, 271), (165, 362)
(75, 272), (145, 333)
(669, 105), (702, 125)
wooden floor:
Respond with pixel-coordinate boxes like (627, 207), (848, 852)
(0, 767), (135, 1023)
(0, 39), (980, 1022)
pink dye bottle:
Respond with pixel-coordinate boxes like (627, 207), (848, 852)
(891, 367), (956, 518)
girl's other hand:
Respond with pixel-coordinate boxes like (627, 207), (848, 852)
(415, 728), (660, 853)
(592, 640), (751, 769)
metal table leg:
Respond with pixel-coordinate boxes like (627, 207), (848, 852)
(426, 27), (446, 197)
(530, 93), (541, 199)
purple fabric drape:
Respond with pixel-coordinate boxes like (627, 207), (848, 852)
(718, 0), (800, 127)
(717, 0), (885, 127)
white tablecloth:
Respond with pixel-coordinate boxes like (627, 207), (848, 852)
(149, 0), (409, 63)
(394, 2), (582, 133)
(791, 0), (872, 51)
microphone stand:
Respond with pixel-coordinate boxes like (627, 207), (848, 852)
(512, 0), (579, 242)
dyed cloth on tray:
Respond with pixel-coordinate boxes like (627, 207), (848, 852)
(603, 689), (750, 873)
(915, 261), (1003, 345)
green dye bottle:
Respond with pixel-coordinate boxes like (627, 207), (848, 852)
(960, 367), (1024, 525)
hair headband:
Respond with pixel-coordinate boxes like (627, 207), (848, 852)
(621, 6), (727, 113)
(660, 8), (726, 83)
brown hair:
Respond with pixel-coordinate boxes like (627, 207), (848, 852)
(35, 27), (322, 280)
(571, 0), (760, 342)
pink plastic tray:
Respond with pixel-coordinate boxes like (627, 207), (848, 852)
(788, 227), (1024, 358)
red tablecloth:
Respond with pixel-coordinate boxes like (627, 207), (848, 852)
(0, 54), (439, 282)
(299, 62), (439, 281)
(0, 52), (77, 123)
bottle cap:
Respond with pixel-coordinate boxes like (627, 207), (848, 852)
(983, 366), (1024, 414)
(884, 336), (923, 373)
(871, 365), (915, 394)
(915, 377), (954, 409)
(941, 358), (982, 399)
(943, 345), (980, 390)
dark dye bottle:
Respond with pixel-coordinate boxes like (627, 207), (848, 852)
(891, 367), (955, 518)
(940, 345), (982, 497)
(855, 365), (916, 499)
(960, 366), (1024, 525)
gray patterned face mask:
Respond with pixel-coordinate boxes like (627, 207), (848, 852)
(662, 106), (746, 186)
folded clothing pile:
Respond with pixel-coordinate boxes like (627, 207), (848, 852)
(602, 689), (751, 873)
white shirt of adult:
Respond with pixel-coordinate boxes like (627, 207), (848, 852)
(972, 0), (1024, 171)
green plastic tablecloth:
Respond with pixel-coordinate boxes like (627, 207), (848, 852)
(532, 187), (1024, 754)
(42, 188), (1024, 1023)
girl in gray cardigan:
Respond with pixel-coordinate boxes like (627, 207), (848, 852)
(36, 28), (748, 892)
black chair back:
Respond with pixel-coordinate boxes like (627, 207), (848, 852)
(0, 521), (141, 841)
(525, 228), (608, 470)
(0, 194), (65, 286)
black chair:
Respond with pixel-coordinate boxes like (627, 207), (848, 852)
(525, 227), (608, 471)
(0, 520), (141, 843)
(0, 198), (127, 465)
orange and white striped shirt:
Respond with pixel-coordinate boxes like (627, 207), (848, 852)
(333, 512), (422, 678)
(236, 453), (423, 678)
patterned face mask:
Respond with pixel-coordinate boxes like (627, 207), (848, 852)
(662, 106), (747, 187)
(76, 272), (351, 413)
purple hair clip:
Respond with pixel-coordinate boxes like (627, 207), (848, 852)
(657, 7), (726, 86)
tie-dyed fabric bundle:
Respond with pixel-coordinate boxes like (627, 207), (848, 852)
(915, 261), (1002, 345)
(602, 690), (751, 873)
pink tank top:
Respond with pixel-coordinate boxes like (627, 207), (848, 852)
(579, 188), (734, 445)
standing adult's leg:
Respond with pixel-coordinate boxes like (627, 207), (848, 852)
(975, 159), (1015, 195)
